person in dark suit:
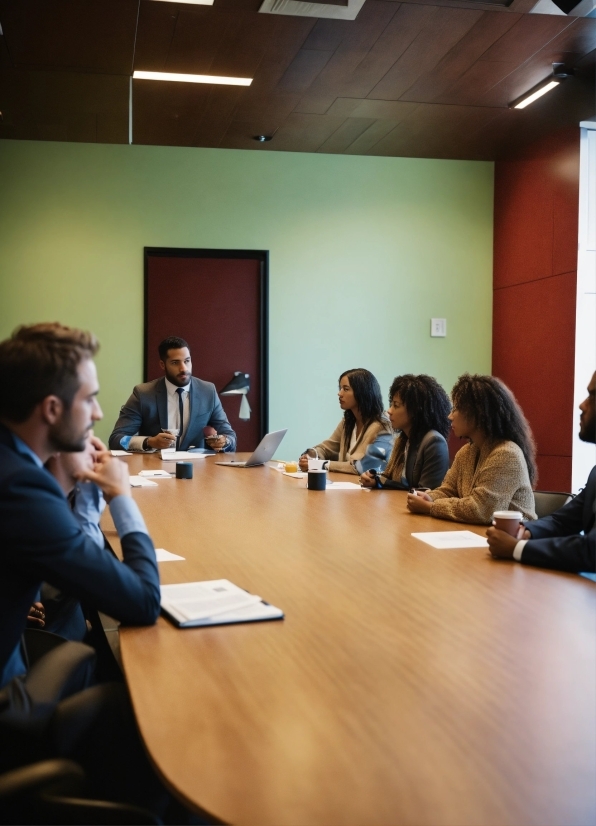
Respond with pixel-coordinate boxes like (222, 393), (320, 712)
(487, 371), (595, 573)
(109, 335), (237, 453)
(37, 433), (115, 644)
(0, 322), (169, 814)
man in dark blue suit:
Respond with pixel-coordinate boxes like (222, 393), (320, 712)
(0, 323), (166, 812)
(109, 335), (237, 453)
(487, 372), (595, 573)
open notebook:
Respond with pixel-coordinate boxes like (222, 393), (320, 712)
(161, 579), (284, 628)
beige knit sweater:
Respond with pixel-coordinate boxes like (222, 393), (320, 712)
(428, 439), (536, 525)
(312, 418), (394, 475)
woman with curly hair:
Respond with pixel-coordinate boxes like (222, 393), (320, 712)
(406, 374), (537, 524)
(299, 368), (394, 475)
(361, 374), (451, 490)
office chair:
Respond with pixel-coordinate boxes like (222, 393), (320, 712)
(0, 758), (160, 824)
(533, 490), (573, 519)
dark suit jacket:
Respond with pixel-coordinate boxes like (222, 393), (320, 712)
(380, 430), (449, 491)
(522, 465), (595, 573)
(0, 425), (160, 688)
(109, 376), (237, 452)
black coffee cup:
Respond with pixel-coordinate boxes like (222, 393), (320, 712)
(176, 462), (193, 479)
(307, 470), (326, 491)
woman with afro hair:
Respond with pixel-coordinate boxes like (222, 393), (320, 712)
(406, 374), (537, 525)
(361, 374), (451, 491)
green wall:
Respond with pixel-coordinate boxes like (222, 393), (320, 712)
(0, 140), (493, 457)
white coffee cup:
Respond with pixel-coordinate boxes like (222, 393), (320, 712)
(492, 510), (523, 537)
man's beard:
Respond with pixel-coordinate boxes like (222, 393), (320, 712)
(48, 414), (88, 452)
(166, 370), (191, 387)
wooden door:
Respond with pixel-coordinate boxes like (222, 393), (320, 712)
(144, 248), (268, 451)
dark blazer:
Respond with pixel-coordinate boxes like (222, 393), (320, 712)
(379, 430), (449, 491)
(0, 424), (160, 688)
(109, 376), (237, 452)
(522, 466), (595, 573)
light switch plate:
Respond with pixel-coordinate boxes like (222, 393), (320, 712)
(431, 318), (447, 337)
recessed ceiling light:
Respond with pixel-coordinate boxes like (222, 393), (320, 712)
(133, 70), (252, 86)
(254, 135), (273, 142)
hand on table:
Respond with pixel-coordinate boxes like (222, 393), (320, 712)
(146, 432), (176, 450)
(486, 525), (530, 559)
(360, 471), (376, 488)
(76, 454), (131, 502)
(298, 455), (309, 472)
(27, 601), (45, 628)
(406, 491), (433, 514)
(205, 435), (228, 452)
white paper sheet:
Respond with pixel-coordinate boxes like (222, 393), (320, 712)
(155, 548), (185, 562)
(138, 470), (172, 477)
(129, 476), (158, 487)
(283, 471), (305, 479)
(411, 530), (488, 549)
(326, 482), (362, 490)
(161, 451), (211, 461)
(161, 580), (262, 622)
(110, 450), (131, 456)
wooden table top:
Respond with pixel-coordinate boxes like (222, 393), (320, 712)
(104, 453), (596, 826)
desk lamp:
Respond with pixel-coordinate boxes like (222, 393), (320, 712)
(220, 372), (251, 420)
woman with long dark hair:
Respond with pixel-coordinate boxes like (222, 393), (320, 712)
(299, 368), (393, 475)
(361, 374), (451, 490)
(407, 374), (537, 524)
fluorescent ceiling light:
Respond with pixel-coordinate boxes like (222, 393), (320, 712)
(133, 70), (252, 86)
(150, 1), (214, 5)
(511, 79), (560, 109)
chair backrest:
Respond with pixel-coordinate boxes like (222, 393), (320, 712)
(533, 490), (573, 519)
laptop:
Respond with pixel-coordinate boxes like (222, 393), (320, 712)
(214, 429), (287, 468)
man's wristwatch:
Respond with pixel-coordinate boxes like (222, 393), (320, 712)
(142, 438), (150, 451)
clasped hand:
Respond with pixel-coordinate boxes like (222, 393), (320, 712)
(75, 434), (130, 502)
(486, 524), (531, 558)
(406, 490), (433, 514)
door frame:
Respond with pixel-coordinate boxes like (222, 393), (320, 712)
(144, 247), (269, 438)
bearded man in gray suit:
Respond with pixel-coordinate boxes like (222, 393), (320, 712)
(109, 336), (236, 453)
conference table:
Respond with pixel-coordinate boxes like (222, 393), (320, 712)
(103, 452), (596, 826)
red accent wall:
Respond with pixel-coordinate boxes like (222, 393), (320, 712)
(493, 127), (579, 492)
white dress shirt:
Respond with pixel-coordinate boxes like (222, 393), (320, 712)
(513, 539), (528, 561)
(128, 378), (191, 452)
(165, 377), (191, 443)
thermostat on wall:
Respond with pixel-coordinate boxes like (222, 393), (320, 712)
(431, 318), (447, 337)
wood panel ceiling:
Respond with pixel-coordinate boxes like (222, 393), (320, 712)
(0, 0), (594, 159)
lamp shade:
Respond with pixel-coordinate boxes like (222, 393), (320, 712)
(220, 372), (251, 420)
(220, 372), (250, 395)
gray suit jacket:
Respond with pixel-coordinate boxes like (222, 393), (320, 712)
(109, 376), (237, 452)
